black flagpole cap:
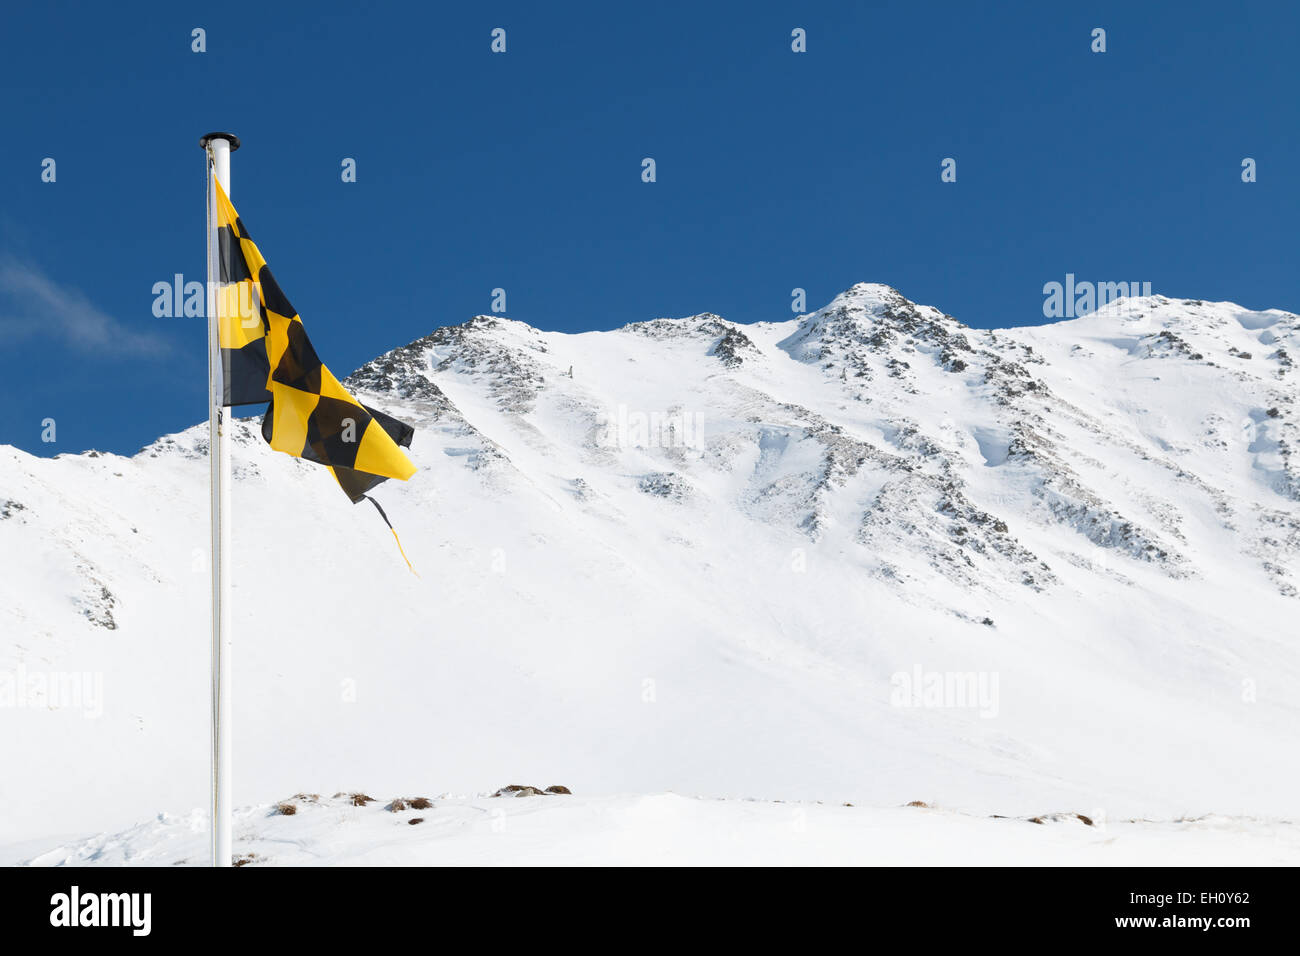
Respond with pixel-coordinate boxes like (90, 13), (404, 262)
(199, 132), (241, 151)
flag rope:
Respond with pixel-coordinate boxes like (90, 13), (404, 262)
(365, 496), (418, 576)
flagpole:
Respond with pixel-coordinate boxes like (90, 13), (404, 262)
(200, 131), (239, 868)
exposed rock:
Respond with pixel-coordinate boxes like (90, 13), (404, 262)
(492, 784), (547, 798)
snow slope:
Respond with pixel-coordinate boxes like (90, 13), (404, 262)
(9, 792), (1297, 868)
(1, 284), (1297, 857)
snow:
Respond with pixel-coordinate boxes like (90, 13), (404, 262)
(1, 284), (1297, 865)
(7, 793), (1297, 867)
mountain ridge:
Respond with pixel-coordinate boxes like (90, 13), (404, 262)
(2, 284), (1297, 842)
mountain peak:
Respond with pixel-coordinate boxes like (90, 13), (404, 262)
(831, 282), (910, 308)
(6, 283), (1299, 839)
(781, 283), (970, 367)
(817, 282), (943, 318)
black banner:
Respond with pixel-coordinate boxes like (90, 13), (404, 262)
(0, 866), (1283, 943)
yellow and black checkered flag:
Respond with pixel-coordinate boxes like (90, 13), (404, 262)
(213, 178), (417, 504)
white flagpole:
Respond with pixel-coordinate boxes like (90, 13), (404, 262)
(201, 131), (239, 867)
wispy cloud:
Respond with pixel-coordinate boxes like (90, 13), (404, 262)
(0, 258), (171, 357)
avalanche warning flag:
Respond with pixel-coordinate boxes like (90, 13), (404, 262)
(212, 178), (417, 503)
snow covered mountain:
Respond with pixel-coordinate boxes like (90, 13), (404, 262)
(2, 283), (1297, 849)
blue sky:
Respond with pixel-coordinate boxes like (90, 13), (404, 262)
(2, 0), (1296, 457)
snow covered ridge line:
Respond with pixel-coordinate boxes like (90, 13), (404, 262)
(17, 793), (1300, 867)
(4, 281), (1300, 845)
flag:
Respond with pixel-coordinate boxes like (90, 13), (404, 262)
(212, 178), (417, 502)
